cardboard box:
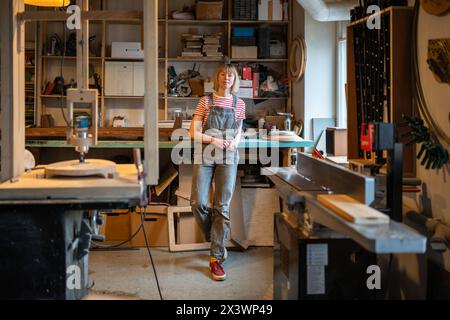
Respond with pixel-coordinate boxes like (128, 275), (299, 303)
(232, 46), (258, 59)
(265, 115), (286, 130)
(130, 211), (169, 247)
(177, 213), (206, 244)
(104, 210), (130, 241)
(326, 127), (348, 156)
(241, 188), (280, 246)
(258, 0), (283, 21)
(111, 42), (144, 59)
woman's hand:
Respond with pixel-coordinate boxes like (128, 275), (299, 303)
(211, 137), (231, 150)
(226, 139), (239, 152)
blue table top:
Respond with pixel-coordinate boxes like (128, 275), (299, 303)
(26, 138), (315, 149)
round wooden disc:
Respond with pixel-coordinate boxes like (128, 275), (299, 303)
(45, 159), (117, 178)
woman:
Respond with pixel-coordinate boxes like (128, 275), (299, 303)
(189, 64), (246, 281)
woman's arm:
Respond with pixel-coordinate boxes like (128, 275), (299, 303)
(227, 120), (243, 152)
(189, 115), (230, 149)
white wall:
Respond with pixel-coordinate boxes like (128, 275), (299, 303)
(303, 13), (337, 141)
(403, 0), (450, 272)
(291, 2), (337, 141)
(415, 6), (450, 225)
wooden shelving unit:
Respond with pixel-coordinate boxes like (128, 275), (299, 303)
(346, 6), (415, 176)
(160, 0), (292, 122)
(33, 0), (292, 130)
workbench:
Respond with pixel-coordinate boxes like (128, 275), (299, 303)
(26, 138), (315, 167)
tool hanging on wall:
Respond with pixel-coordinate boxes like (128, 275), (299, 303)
(427, 38), (450, 84)
(289, 35), (307, 82)
(401, 116), (449, 170)
(351, 0), (395, 160)
(420, 0), (450, 16)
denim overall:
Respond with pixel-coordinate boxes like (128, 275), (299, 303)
(191, 94), (239, 261)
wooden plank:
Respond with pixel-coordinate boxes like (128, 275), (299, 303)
(36, 21), (43, 126)
(390, 9), (415, 177)
(143, 0), (159, 186)
(346, 26), (359, 160)
(18, 11), (143, 22)
(167, 206), (241, 252)
(317, 194), (390, 225)
(0, 164), (142, 201)
(1, 0), (25, 181)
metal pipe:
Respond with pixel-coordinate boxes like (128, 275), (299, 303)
(295, 0), (357, 21)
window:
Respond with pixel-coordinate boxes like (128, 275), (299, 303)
(337, 21), (348, 128)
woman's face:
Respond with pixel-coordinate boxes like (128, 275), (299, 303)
(218, 69), (235, 91)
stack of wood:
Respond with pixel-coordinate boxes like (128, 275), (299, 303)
(181, 34), (204, 57)
(203, 32), (223, 58)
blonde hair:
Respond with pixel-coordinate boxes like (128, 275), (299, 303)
(213, 64), (240, 95)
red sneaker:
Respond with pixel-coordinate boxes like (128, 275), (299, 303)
(210, 260), (227, 281)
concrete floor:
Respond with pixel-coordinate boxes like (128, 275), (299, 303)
(86, 247), (274, 300)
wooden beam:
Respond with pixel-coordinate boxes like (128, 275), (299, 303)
(143, 0), (159, 186)
(25, 127), (176, 139)
(1, 0), (25, 181)
(17, 11), (143, 22)
(76, 0), (89, 89)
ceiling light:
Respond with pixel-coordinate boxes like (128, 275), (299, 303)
(24, 0), (70, 7)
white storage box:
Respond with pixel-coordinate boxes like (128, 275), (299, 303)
(105, 61), (144, 96)
(237, 87), (253, 98)
(204, 80), (215, 94)
(240, 79), (253, 88)
(111, 42), (144, 59)
(258, 0), (283, 21)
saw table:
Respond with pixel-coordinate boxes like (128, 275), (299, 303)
(0, 164), (144, 300)
(263, 153), (426, 300)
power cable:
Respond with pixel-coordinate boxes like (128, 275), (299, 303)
(89, 208), (164, 300)
(90, 216), (143, 250)
(140, 207), (164, 301)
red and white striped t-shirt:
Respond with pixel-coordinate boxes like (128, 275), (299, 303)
(194, 94), (246, 128)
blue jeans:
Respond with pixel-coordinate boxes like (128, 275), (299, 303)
(191, 163), (238, 260)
